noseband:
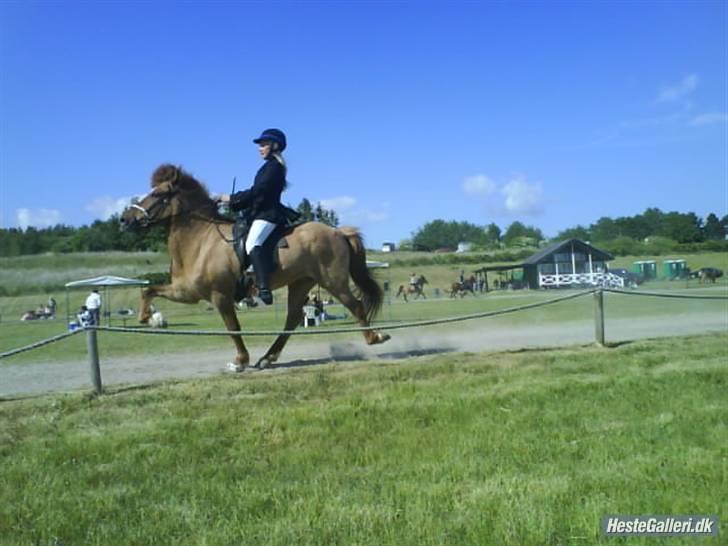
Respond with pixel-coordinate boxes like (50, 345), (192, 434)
(130, 203), (150, 219)
(132, 190), (174, 226)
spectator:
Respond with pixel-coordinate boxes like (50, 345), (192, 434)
(47, 296), (57, 318)
(78, 305), (93, 328)
(85, 289), (102, 325)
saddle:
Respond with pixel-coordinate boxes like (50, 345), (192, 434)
(231, 216), (299, 301)
(232, 220), (292, 271)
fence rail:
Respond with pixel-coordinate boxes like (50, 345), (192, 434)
(2, 288), (726, 395)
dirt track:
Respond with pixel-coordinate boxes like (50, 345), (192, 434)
(1, 311), (726, 398)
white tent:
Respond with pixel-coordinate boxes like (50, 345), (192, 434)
(64, 275), (150, 326)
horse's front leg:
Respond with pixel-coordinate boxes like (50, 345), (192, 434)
(138, 285), (164, 323)
(138, 283), (197, 323)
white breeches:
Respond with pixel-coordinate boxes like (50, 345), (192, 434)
(245, 219), (276, 254)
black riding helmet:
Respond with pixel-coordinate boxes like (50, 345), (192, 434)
(253, 128), (287, 152)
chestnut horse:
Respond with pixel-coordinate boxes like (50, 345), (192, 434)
(395, 275), (428, 302)
(449, 277), (476, 298)
(120, 164), (390, 369)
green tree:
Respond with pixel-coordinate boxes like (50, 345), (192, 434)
(296, 198), (338, 227)
(296, 198), (314, 222)
(555, 225), (590, 241)
(590, 217), (618, 241)
(703, 213), (726, 240)
(411, 219), (490, 250)
(484, 223), (502, 247)
(661, 211), (703, 243)
(503, 222), (543, 246)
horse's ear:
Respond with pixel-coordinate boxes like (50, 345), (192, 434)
(151, 164), (179, 187)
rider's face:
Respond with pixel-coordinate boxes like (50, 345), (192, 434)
(258, 141), (273, 159)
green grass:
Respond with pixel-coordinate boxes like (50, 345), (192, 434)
(1, 333), (726, 545)
(0, 251), (169, 296)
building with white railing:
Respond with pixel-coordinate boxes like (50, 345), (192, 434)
(474, 239), (620, 291)
(522, 239), (617, 289)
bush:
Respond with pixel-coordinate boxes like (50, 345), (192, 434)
(643, 236), (678, 255)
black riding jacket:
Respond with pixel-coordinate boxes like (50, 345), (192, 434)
(229, 158), (288, 224)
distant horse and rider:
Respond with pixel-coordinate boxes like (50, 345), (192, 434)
(395, 274), (428, 302)
(698, 267), (723, 284)
(449, 275), (477, 298)
(120, 164), (390, 370)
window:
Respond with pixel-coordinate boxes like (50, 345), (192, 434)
(539, 263), (555, 274)
(558, 262), (573, 274)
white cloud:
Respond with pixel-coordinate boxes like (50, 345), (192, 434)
(689, 112), (728, 126)
(16, 208), (62, 230)
(462, 174), (497, 195)
(319, 196), (357, 211)
(657, 74), (699, 102)
(502, 177), (544, 215)
(85, 196), (135, 220)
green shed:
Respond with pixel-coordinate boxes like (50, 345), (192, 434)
(632, 260), (657, 280)
(663, 259), (688, 280)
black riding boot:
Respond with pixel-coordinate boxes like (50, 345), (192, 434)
(249, 246), (273, 305)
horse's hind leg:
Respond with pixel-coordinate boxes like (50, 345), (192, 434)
(327, 283), (390, 345)
(212, 292), (250, 370)
(255, 278), (316, 369)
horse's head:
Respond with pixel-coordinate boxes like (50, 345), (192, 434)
(120, 182), (177, 230)
(120, 164), (210, 230)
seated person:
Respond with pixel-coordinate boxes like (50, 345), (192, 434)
(77, 305), (94, 328)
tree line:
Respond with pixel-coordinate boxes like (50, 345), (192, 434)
(1, 205), (725, 257)
(404, 208), (727, 254)
(0, 199), (340, 257)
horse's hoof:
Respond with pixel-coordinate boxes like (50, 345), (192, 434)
(225, 362), (246, 373)
(378, 332), (391, 344)
(255, 352), (280, 370)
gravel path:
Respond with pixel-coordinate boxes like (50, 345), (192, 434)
(2, 311), (725, 398)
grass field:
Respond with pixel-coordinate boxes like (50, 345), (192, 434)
(1, 333), (725, 545)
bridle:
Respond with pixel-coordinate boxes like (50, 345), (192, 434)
(130, 187), (234, 242)
(129, 168), (234, 242)
(131, 189), (176, 227)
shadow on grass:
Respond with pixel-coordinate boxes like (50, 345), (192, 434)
(267, 344), (455, 371)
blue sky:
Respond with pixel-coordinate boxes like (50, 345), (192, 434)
(1, 0), (726, 247)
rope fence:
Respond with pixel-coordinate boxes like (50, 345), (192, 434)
(2, 287), (726, 394)
(0, 329), (82, 360)
(603, 288), (728, 300)
(90, 289), (594, 337)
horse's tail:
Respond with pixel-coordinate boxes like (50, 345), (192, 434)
(340, 226), (383, 322)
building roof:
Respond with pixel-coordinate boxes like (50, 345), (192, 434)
(65, 275), (150, 288)
(522, 239), (613, 265)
